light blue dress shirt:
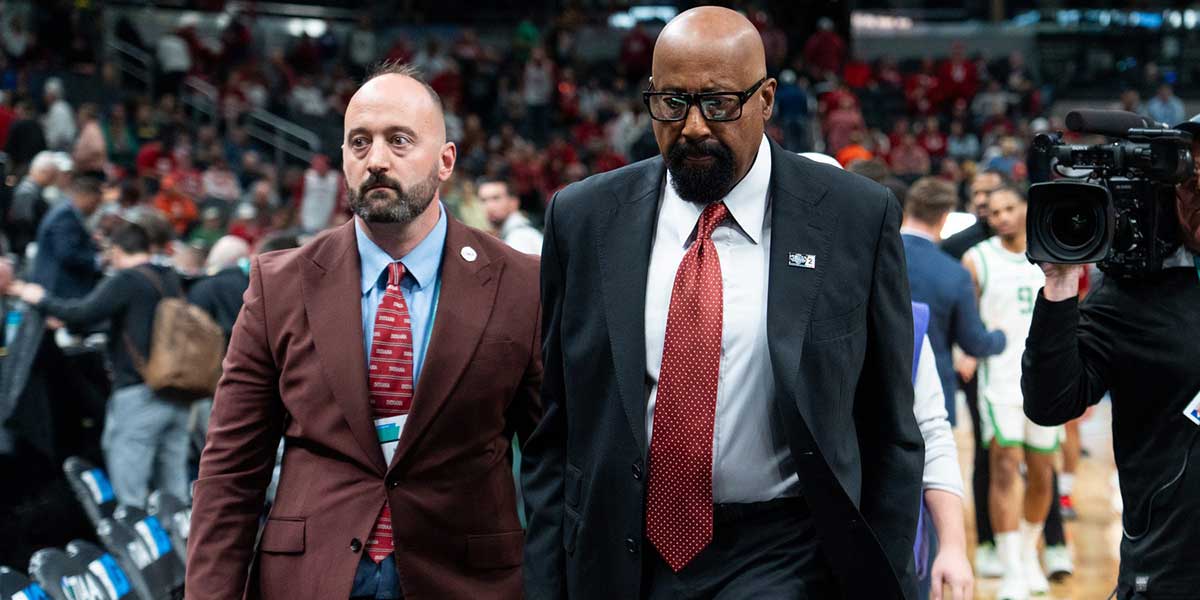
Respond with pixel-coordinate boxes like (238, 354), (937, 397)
(355, 205), (446, 387)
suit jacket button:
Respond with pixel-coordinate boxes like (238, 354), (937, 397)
(388, 479), (400, 489)
(624, 538), (637, 554)
(632, 462), (642, 480)
(350, 538), (363, 553)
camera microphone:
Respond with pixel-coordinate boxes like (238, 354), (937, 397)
(1065, 109), (1160, 137)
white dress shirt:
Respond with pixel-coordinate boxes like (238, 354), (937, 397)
(914, 335), (965, 497)
(644, 135), (798, 503)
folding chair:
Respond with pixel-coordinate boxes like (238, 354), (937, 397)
(111, 508), (183, 599)
(28, 548), (108, 600)
(145, 492), (189, 564)
(93, 518), (162, 600)
(66, 541), (137, 600)
(62, 458), (117, 527)
(0, 566), (51, 600)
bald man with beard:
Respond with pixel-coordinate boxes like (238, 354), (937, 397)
(523, 7), (923, 599)
(185, 61), (542, 600)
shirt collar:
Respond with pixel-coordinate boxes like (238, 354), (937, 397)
(663, 134), (772, 245)
(900, 227), (936, 243)
(355, 202), (447, 296)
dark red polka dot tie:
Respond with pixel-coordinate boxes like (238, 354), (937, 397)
(646, 201), (729, 572)
(365, 261), (415, 563)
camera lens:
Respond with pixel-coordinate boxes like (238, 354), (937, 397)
(1048, 201), (1099, 250)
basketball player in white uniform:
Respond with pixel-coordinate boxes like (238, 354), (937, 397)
(963, 185), (1060, 600)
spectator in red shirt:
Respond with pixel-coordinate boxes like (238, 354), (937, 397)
(889, 133), (932, 179)
(918, 116), (948, 160)
(0, 92), (15, 150)
(825, 96), (865, 154)
(937, 42), (978, 106)
(803, 17), (846, 79)
(620, 22), (654, 82)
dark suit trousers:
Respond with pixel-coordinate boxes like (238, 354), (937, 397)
(640, 497), (835, 600)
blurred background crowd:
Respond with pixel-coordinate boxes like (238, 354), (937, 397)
(0, 1), (1194, 597)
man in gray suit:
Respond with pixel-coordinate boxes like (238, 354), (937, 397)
(523, 7), (923, 599)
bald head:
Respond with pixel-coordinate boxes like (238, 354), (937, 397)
(342, 65), (456, 228)
(653, 7), (767, 84)
(648, 6), (776, 205)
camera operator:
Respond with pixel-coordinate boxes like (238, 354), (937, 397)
(1022, 134), (1200, 600)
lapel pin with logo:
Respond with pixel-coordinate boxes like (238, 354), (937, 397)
(788, 252), (817, 269)
(461, 246), (478, 262)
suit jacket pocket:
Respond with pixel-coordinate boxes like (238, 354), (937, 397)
(809, 302), (866, 343)
(563, 509), (580, 556)
(466, 530), (525, 569)
(259, 517), (305, 554)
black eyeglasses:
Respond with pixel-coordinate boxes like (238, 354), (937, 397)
(643, 77), (767, 122)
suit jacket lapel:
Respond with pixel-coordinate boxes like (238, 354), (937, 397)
(598, 159), (664, 453)
(301, 221), (386, 474)
(766, 143), (834, 427)
(387, 216), (501, 474)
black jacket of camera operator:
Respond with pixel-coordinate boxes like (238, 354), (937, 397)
(1022, 263), (1200, 599)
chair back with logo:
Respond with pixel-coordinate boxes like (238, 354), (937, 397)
(0, 566), (51, 600)
(65, 541), (137, 600)
(111, 508), (183, 598)
(145, 492), (189, 564)
(93, 518), (162, 600)
(62, 458), (117, 527)
(28, 548), (110, 600)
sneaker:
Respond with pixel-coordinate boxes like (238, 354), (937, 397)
(998, 571), (1029, 600)
(1059, 494), (1078, 520)
(975, 543), (1005, 579)
(1044, 544), (1074, 581)
(1023, 551), (1050, 596)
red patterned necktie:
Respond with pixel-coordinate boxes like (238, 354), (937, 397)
(365, 261), (415, 563)
(646, 201), (729, 572)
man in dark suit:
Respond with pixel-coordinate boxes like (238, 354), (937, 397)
(186, 62), (542, 600)
(901, 176), (1006, 425)
(523, 7), (923, 599)
(30, 172), (102, 299)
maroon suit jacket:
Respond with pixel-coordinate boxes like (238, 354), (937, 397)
(186, 216), (542, 599)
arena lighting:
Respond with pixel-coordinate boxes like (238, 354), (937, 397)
(607, 6), (677, 29)
(285, 18), (327, 38)
(1187, 10), (1199, 29)
(850, 13), (915, 32)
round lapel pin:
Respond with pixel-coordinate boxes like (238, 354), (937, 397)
(461, 246), (478, 262)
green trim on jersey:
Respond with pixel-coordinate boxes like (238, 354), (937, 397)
(973, 246), (989, 295)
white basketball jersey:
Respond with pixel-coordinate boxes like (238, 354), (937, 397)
(965, 237), (1045, 405)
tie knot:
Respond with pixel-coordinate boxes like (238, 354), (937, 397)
(386, 262), (407, 287)
(696, 202), (729, 241)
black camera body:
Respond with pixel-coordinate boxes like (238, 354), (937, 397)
(1027, 111), (1189, 278)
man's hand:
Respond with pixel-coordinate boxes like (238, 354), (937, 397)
(954, 354), (978, 382)
(1038, 263), (1084, 302)
(17, 282), (45, 305)
(930, 546), (974, 600)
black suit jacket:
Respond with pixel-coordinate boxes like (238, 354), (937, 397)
(522, 141), (923, 599)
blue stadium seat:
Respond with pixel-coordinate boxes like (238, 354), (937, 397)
(0, 566), (51, 600)
(111, 507), (183, 599)
(92, 518), (166, 600)
(66, 541), (137, 600)
(145, 492), (189, 564)
(28, 548), (109, 600)
(62, 458), (118, 527)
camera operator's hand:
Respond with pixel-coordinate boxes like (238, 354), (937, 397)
(1176, 145), (1200, 252)
(1038, 263), (1084, 302)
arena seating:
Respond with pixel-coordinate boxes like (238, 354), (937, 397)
(145, 493), (189, 564)
(28, 547), (109, 600)
(0, 566), (51, 600)
(62, 458), (118, 528)
(66, 541), (137, 600)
